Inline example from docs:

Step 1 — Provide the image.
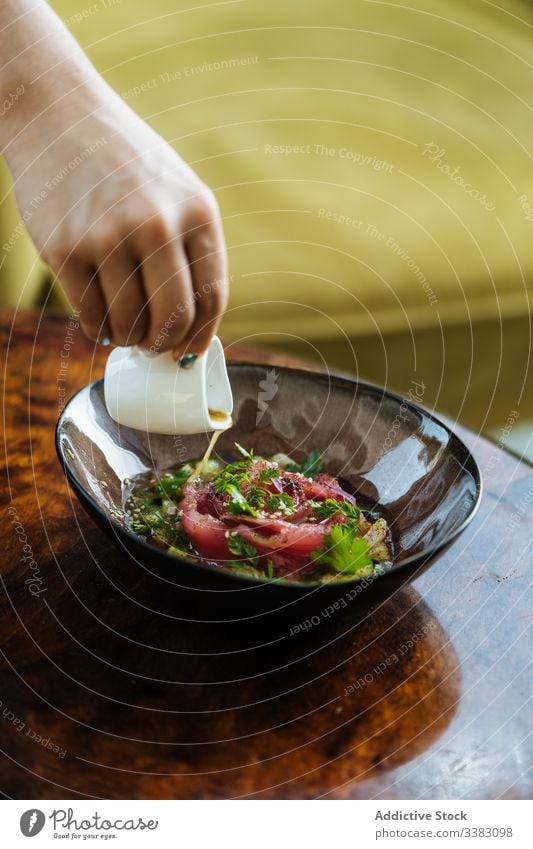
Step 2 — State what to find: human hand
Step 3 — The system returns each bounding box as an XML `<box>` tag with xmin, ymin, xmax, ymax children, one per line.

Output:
<box><xmin>4</xmin><ymin>84</ymin><xmax>228</xmax><ymax>356</ymax></box>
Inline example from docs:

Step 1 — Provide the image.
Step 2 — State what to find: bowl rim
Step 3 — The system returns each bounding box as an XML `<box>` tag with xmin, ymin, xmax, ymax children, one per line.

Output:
<box><xmin>55</xmin><ymin>363</ymin><xmax>483</xmax><ymax>592</ymax></box>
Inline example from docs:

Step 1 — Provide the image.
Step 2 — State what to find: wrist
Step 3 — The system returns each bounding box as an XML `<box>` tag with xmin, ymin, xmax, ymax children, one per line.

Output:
<box><xmin>2</xmin><ymin>67</ymin><xmax>118</xmax><ymax>171</ymax></box>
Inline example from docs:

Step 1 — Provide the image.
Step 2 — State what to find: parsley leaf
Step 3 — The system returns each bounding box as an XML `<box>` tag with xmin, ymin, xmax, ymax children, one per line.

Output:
<box><xmin>224</xmin><ymin>486</ymin><xmax>259</xmax><ymax>517</ymax></box>
<box><xmin>244</xmin><ymin>485</ymin><xmax>268</xmax><ymax>508</ymax></box>
<box><xmin>309</xmin><ymin>498</ymin><xmax>360</xmax><ymax>522</ymax></box>
<box><xmin>227</xmin><ymin>535</ymin><xmax>277</xmax><ymax>580</ymax></box>
<box><xmin>227</xmin><ymin>533</ymin><xmax>260</xmax><ymax>568</ymax></box>
<box><xmin>213</xmin><ymin>459</ymin><xmax>251</xmax><ymax>495</ymax></box>
<box><xmin>167</xmin><ymin>532</ymin><xmax>194</xmax><ymax>559</ymax></box>
<box><xmin>265</xmin><ymin>492</ymin><xmax>295</xmax><ymax>516</ymax></box>
<box><xmin>257</xmin><ymin>466</ymin><xmax>278</xmax><ymax>483</ymax></box>
<box><xmin>311</xmin><ymin>524</ymin><xmax>372</xmax><ymax>575</ymax></box>
<box><xmin>286</xmin><ymin>449</ymin><xmax>323</xmax><ymax>477</ymax></box>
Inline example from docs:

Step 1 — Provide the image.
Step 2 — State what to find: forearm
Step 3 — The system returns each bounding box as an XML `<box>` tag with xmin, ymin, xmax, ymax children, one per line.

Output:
<box><xmin>0</xmin><ymin>0</ymin><xmax>116</xmax><ymax>159</ymax></box>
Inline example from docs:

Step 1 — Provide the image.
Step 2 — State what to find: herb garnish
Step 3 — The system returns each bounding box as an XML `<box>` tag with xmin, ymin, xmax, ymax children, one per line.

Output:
<box><xmin>234</xmin><ymin>442</ymin><xmax>254</xmax><ymax>461</ymax></box>
<box><xmin>286</xmin><ymin>449</ymin><xmax>322</xmax><ymax>477</ymax></box>
<box><xmin>265</xmin><ymin>492</ymin><xmax>295</xmax><ymax>516</ymax></box>
<box><xmin>227</xmin><ymin>533</ymin><xmax>260</xmax><ymax>568</ymax></box>
<box><xmin>227</xmin><ymin>534</ymin><xmax>278</xmax><ymax>580</ymax></box>
<box><xmin>214</xmin><ymin>458</ymin><xmax>251</xmax><ymax>496</ymax></box>
<box><xmin>311</xmin><ymin>524</ymin><xmax>372</xmax><ymax>576</ymax></box>
<box><xmin>309</xmin><ymin>498</ymin><xmax>360</xmax><ymax>522</ymax></box>
<box><xmin>224</xmin><ymin>486</ymin><xmax>259</xmax><ymax>517</ymax></box>
<box><xmin>125</xmin><ymin>443</ymin><xmax>391</xmax><ymax>585</ymax></box>
<box><xmin>155</xmin><ymin>467</ymin><xmax>192</xmax><ymax>499</ymax></box>
<box><xmin>257</xmin><ymin>466</ymin><xmax>278</xmax><ymax>483</ymax></box>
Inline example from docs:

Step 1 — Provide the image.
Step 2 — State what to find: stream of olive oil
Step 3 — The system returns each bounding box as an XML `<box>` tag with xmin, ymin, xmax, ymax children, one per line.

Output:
<box><xmin>193</xmin><ymin>410</ymin><xmax>232</xmax><ymax>477</ymax></box>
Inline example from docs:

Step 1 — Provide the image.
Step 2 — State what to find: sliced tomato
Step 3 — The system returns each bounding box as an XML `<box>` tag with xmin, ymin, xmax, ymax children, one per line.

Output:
<box><xmin>179</xmin><ymin>459</ymin><xmax>354</xmax><ymax>576</ymax></box>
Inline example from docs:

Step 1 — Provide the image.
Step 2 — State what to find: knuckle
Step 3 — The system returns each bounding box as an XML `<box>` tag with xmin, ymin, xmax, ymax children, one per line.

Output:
<box><xmin>189</xmin><ymin>189</ymin><xmax>220</xmax><ymax>228</ymax></box>
<box><xmin>90</xmin><ymin>227</ymin><xmax>122</xmax><ymax>258</ymax></box>
<box><xmin>144</xmin><ymin>310</ymin><xmax>187</xmax><ymax>350</ymax></box>
<box><xmin>196</xmin><ymin>278</ymin><xmax>228</xmax><ymax>314</ymax></box>
<box><xmin>170</xmin><ymin>290</ymin><xmax>195</xmax><ymax>320</ymax></box>
<box><xmin>139</xmin><ymin>210</ymin><xmax>174</xmax><ymax>246</ymax></box>
<box><xmin>167</xmin><ymin>308</ymin><xmax>194</xmax><ymax>340</ymax></box>
<box><xmin>194</xmin><ymin>289</ymin><xmax>218</xmax><ymax>317</ymax></box>
<box><xmin>192</xmin><ymin>229</ymin><xmax>219</xmax><ymax>259</ymax></box>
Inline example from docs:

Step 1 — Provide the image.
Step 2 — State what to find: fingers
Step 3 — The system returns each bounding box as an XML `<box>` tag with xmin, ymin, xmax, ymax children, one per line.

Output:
<box><xmin>174</xmin><ymin>216</ymin><xmax>228</xmax><ymax>358</ymax></box>
<box><xmin>56</xmin><ymin>259</ymin><xmax>110</xmax><ymax>343</ymax></box>
<box><xmin>52</xmin><ymin>188</ymin><xmax>228</xmax><ymax>354</ymax></box>
<box><xmin>139</xmin><ymin>239</ymin><xmax>195</xmax><ymax>352</ymax></box>
<box><xmin>97</xmin><ymin>249</ymin><xmax>148</xmax><ymax>346</ymax></box>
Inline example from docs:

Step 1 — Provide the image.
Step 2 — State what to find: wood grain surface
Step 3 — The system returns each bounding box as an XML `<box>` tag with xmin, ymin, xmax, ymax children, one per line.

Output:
<box><xmin>1</xmin><ymin>311</ymin><xmax>531</xmax><ymax>799</ymax></box>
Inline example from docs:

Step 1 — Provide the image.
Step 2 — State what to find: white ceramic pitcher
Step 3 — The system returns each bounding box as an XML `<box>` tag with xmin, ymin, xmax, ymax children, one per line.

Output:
<box><xmin>104</xmin><ymin>336</ymin><xmax>233</xmax><ymax>435</ymax></box>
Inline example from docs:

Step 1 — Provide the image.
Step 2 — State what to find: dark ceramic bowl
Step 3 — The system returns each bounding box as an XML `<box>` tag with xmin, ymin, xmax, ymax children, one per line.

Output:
<box><xmin>56</xmin><ymin>364</ymin><xmax>481</xmax><ymax>621</ymax></box>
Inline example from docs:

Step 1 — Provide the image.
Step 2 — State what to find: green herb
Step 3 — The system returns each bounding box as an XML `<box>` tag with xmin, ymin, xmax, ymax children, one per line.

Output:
<box><xmin>130</xmin><ymin>494</ymin><xmax>160</xmax><ymax>512</ymax></box>
<box><xmin>309</xmin><ymin>498</ymin><xmax>360</xmax><ymax>523</ymax></box>
<box><xmin>257</xmin><ymin>466</ymin><xmax>278</xmax><ymax>483</ymax></box>
<box><xmin>125</xmin><ymin>445</ymin><xmax>389</xmax><ymax>586</ymax></box>
<box><xmin>225</xmin><ymin>486</ymin><xmax>259</xmax><ymax>517</ymax></box>
<box><xmin>311</xmin><ymin>524</ymin><xmax>372</xmax><ymax>576</ymax></box>
<box><xmin>137</xmin><ymin>508</ymin><xmax>165</xmax><ymax>529</ymax></box>
<box><xmin>214</xmin><ymin>466</ymin><xmax>249</xmax><ymax>494</ymax></box>
<box><xmin>167</xmin><ymin>539</ymin><xmax>193</xmax><ymax>559</ymax></box>
<box><xmin>155</xmin><ymin>467</ymin><xmax>192</xmax><ymax>499</ymax></box>
<box><xmin>227</xmin><ymin>533</ymin><xmax>260</xmax><ymax>568</ymax></box>
<box><xmin>265</xmin><ymin>492</ymin><xmax>295</xmax><ymax>516</ymax></box>
<box><xmin>213</xmin><ymin>449</ymin><xmax>254</xmax><ymax>495</ymax></box>
<box><xmin>227</xmin><ymin>536</ymin><xmax>277</xmax><ymax>581</ymax></box>
<box><xmin>286</xmin><ymin>449</ymin><xmax>323</xmax><ymax>478</ymax></box>
<box><xmin>163</xmin><ymin>523</ymin><xmax>188</xmax><ymax>548</ymax></box>
<box><xmin>234</xmin><ymin>442</ymin><xmax>254</xmax><ymax>461</ymax></box>
<box><xmin>300</xmin><ymin>449</ymin><xmax>322</xmax><ymax>477</ymax></box>
<box><xmin>242</xmin><ymin>485</ymin><xmax>265</xmax><ymax>508</ymax></box>
<box><xmin>214</xmin><ymin>470</ymin><xmax>248</xmax><ymax>493</ymax></box>
<box><xmin>214</xmin><ymin>451</ymin><xmax>289</xmax><ymax>516</ymax></box>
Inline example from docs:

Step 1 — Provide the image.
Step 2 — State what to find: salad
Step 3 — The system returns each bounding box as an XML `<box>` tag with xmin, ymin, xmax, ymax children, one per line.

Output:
<box><xmin>125</xmin><ymin>444</ymin><xmax>392</xmax><ymax>584</ymax></box>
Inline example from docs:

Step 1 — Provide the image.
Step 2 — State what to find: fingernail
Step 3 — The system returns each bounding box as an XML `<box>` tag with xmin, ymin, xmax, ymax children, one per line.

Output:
<box><xmin>178</xmin><ymin>353</ymin><xmax>198</xmax><ymax>370</ymax></box>
<box><xmin>98</xmin><ymin>336</ymin><xmax>111</xmax><ymax>346</ymax></box>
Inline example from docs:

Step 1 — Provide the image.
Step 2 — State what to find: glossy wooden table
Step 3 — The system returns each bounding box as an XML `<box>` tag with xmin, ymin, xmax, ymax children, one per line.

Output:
<box><xmin>1</xmin><ymin>311</ymin><xmax>532</xmax><ymax>800</ymax></box>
